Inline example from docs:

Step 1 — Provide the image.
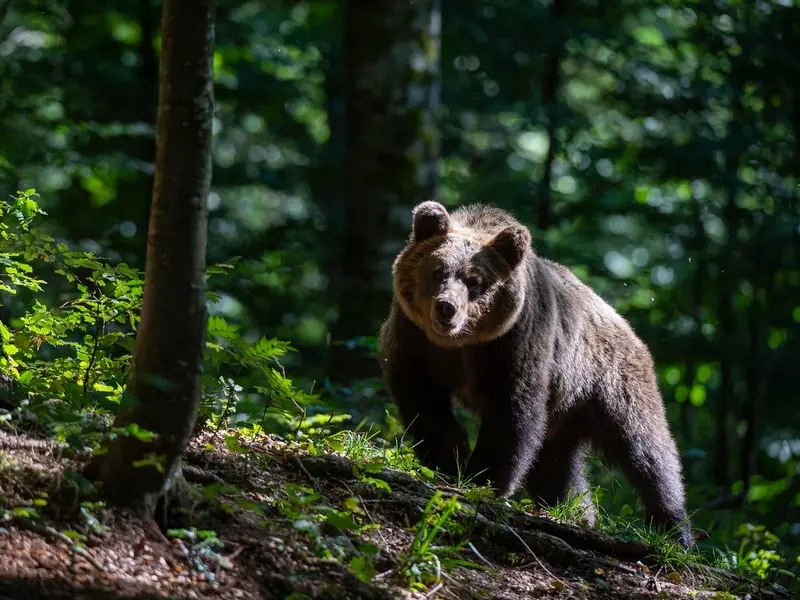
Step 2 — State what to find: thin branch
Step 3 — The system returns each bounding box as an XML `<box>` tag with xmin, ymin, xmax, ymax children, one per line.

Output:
<box><xmin>82</xmin><ymin>295</ymin><xmax>105</xmax><ymax>399</ymax></box>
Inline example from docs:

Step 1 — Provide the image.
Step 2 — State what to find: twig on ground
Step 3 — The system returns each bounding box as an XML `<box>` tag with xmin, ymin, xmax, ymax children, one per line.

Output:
<box><xmin>467</xmin><ymin>541</ymin><xmax>493</xmax><ymax>569</ymax></box>
<box><xmin>424</xmin><ymin>582</ymin><xmax>443</xmax><ymax>598</ymax></box>
<box><xmin>502</xmin><ymin>523</ymin><xmax>569</xmax><ymax>588</ymax></box>
<box><xmin>341</xmin><ymin>481</ymin><xmax>389</xmax><ymax>546</ymax></box>
<box><xmin>292</xmin><ymin>454</ymin><xmax>317</xmax><ymax>484</ymax></box>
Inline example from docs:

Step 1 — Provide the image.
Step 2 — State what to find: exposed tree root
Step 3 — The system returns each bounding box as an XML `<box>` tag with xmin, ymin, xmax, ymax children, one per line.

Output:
<box><xmin>0</xmin><ymin>431</ymin><xmax>67</xmax><ymax>453</ymax></box>
<box><xmin>10</xmin><ymin>515</ymin><xmax>107</xmax><ymax>572</ymax></box>
<box><xmin>181</xmin><ymin>463</ymin><xmax>226</xmax><ymax>486</ymax></box>
<box><xmin>294</xmin><ymin>452</ymin><xmax>786</xmax><ymax>600</ymax></box>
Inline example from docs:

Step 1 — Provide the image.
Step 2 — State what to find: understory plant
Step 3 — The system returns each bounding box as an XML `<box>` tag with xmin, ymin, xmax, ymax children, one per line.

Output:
<box><xmin>0</xmin><ymin>188</ymin><xmax>318</xmax><ymax>448</ymax></box>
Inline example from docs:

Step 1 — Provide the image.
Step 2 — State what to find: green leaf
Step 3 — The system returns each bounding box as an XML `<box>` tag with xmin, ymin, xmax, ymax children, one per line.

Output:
<box><xmin>634</xmin><ymin>26</ymin><xmax>665</xmax><ymax>47</ymax></box>
<box><xmin>224</xmin><ymin>435</ymin><xmax>249</xmax><ymax>453</ymax></box>
<box><xmin>326</xmin><ymin>510</ymin><xmax>360</xmax><ymax>530</ymax></box>
<box><xmin>202</xmin><ymin>483</ymin><xmax>239</xmax><ymax>499</ymax></box>
<box><xmin>419</xmin><ymin>466</ymin><xmax>435</xmax><ymax>482</ymax></box>
<box><xmin>61</xmin><ymin>529</ymin><xmax>87</xmax><ymax>541</ymax></box>
<box><xmin>349</xmin><ymin>555</ymin><xmax>376</xmax><ymax>583</ymax></box>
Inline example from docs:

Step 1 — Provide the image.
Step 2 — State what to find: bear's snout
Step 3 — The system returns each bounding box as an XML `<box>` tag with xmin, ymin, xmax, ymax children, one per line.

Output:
<box><xmin>435</xmin><ymin>298</ymin><xmax>457</xmax><ymax>323</ymax></box>
<box><xmin>431</xmin><ymin>295</ymin><xmax>466</xmax><ymax>337</ymax></box>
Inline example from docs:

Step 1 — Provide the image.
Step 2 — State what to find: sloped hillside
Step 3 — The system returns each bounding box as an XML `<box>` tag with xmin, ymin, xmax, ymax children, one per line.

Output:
<box><xmin>0</xmin><ymin>429</ymin><xmax>787</xmax><ymax>600</ymax></box>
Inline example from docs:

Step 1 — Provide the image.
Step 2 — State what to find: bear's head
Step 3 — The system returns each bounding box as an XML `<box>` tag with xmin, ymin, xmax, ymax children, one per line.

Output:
<box><xmin>392</xmin><ymin>201</ymin><xmax>531</xmax><ymax>348</ymax></box>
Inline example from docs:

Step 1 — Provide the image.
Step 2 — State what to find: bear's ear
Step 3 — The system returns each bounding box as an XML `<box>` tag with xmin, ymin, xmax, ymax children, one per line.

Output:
<box><xmin>411</xmin><ymin>201</ymin><xmax>450</xmax><ymax>243</ymax></box>
<box><xmin>487</xmin><ymin>225</ymin><xmax>531</xmax><ymax>269</ymax></box>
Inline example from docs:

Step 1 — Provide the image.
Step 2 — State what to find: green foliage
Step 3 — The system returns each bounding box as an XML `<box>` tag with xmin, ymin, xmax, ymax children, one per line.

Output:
<box><xmin>165</xmin><ymin>527</ymin><xmax>233</xmax><ymax>582</ymax></box>
<box><xmin>273</xmin><ymin>483</ymin><xmax>381</xmax><ymax>580</ymax></box>
<box><xmin>3</xmin><ymin>0</ymin><xmax>800</xmax><ymax>589</ymax></box>
<box><xmin>714</xmin><ymin>523</ymin><xmax>788</xmax><ymax>582</ymax></box>
<box><xmin>399</xmin><ymin>491</ymin><xmax>483</xmax><ymax>592</ymax></box>
<box><xmin>1</xmin><ymin>190</ymin><xmax>142</xmax><ymax>443</ymax></box>
<box><xmin>0</xmin><ymin>189</ymin><xmax>315</xmax><ymax>453</ymax></box>
<box><xmin>0</xmin><ymin>189</ymin><xmax>48</xmax><ymax>297</ymax></box>
<box><xmin>200</xmin><ymin>312</ymin><xmax>320</xmax><ymax>435</ymax></box>
<box><xmin>516</xmin><ymin>489</ymin><xmax>598</xmax><ymax>528</ymax></box>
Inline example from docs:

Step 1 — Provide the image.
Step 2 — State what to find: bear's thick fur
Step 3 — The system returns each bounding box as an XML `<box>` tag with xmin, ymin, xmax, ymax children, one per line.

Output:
<box><xmin>378</xmin><ymin>201</ymin><xmax>694</xmax><ymax>548</ymax></box>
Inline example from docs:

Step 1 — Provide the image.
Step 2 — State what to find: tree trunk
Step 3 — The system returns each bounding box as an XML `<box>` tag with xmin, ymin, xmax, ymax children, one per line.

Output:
<box><xmin>87</xmin><ymin>0</ymin><xmax>215</xmax><ymax>515</ymax></box>
<box><xmin>328</xmin><ymin>0</ymin><xmax>441</xmax><ymax>383</ymax></box>
<box><xmin>130</xmin><ymin>0</ymin><xmax>160</xmax><ymax>261</ymax></box>
<box><xmin>740</xmin><ymin>221</ymin><xmax>769</xmax><ymax>497</ymax></box>
<box><xmin>537</xmin><ymin>0</ymin><xmax>569</xmax><ymax>231</ymax></box>
<box><xmin>137</xmin><ymin>0</ymin><xmax>159</xmax><ymax>126</ymax></box>
<box><xmin>714</xmin><ymin>134</ymin><xmax>741</xmax><ymax>491</ymax></box>
<box><xmin>679</xmin><ymin>189</ymin><xmax>706</xmax><ymax>443</ymax></box>
<box><xmin>319</xmin><ymin>34</ymin><xmax>346</xmax><ymax>319</ymax></box>
<box><xmin>713</xmin><ymin>13</ymin><xmax>752</xmax><ymax>490</ymax></box>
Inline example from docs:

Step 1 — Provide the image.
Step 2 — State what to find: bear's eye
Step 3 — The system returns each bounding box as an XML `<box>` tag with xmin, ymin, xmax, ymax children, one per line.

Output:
<box><xmin>464</xmin><ymin>276</ymin><xmax>484</xmax><ymax>296</ymax></box>
<box><xmin>432</xmin><ymin>264</ymin><xmax>446</xmax><ymax>282</ymax></box>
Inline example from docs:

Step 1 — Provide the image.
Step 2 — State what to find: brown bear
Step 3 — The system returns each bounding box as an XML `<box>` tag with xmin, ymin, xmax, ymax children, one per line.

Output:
<box><xmin>378</xmin><ymin>200</ymin><xmax>694</xmax><ymax>548</ymax></box>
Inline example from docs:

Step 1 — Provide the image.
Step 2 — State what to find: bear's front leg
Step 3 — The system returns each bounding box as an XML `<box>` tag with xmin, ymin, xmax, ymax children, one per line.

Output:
<box><xmin>379</xmin><ymin>308</ymin><xmax>471</xmax><ymax>477</ymax></box>
<box><xmin>385</xmin><ymin>367</ymin><xmax>470</xmax><ymax>477</ymax></box>
<box><xmin>463</xmin><ymin>372</ymin><xmax>549</xmax><ymax>497</ymax></box>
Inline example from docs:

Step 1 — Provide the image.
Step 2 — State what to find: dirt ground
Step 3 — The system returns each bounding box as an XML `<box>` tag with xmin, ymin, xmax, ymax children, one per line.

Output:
<box><xmin>0</xmin><ymin>429</ymin><xmax>789</xmax><ymax>600</ymax></box>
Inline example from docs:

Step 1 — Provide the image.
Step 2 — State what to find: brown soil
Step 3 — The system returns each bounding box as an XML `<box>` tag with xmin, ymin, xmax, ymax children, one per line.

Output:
<box><xmin>0</xmin><ymin>429</ymin><xmax>786</xmax><ymax>600</ymax></box>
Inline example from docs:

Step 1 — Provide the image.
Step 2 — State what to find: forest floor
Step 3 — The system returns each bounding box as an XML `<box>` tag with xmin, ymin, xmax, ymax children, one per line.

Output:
<box><xmin>0</xmin><ymin>428</ymin><xmax>790</xmax><ymax>600</ymax></box>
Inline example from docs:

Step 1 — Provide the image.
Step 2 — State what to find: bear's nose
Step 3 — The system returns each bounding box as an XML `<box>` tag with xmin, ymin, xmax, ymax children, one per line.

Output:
<box><xmin>435</xmin><ymin>299</ymin><xmax>457</xmax><ymax>322</ymax></box>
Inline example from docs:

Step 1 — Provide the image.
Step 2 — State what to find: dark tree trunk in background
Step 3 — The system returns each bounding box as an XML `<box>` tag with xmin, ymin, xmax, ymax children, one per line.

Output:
<box><xmin>740</xmin><ymin>298</ymin><xmax>764</xmax><ymax>497</ymax></box>
<box><xmin>713</xmin><ymin>14</ymin><xmax>751</xmax><ymax>489</ymax></box>
<box><xmin>320</xmin><ymin>34</ymin><xmax>347</xmax><ymax>314</ymax></box>
<box><xmin>679</xmin><ymin>190</ymin><xmax>706</xmax><ymax>443</ymax></box>
<box><xmin>87</xmin><ymin>0</ymin><xmax>214</xmax><ymax>515</ymax></box>
<box><xmin>714</xmin><ymin>137</ymin><xmax>741</xmax><ymax>492</ymax></box>
<box><xmin>137</xmin><ymin>0</ymin><xmax>159</xmax><ymax>125</ymax></box>
<box><xmin>740</xmin><ymin>221</ymin><xmax>770</xmax><ymax>497</ymax></box>
<box><xmin>328</xmin><ymin>0</ymin><xmax>441</xmax><ymax>383</ymax></box>
<box><xmin>537</xmin><ymin>0</ymin><xmax>568</xmax><ymax>231</ymax></box>
<box><xmin>131</xmin><ymin>0</ymin><xmax>160</xmax><ymax>260</ymax></box>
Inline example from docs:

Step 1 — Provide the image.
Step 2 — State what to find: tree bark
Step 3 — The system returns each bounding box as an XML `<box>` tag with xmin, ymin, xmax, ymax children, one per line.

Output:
<box><xmin>328</xmin><ymin>0</ymin><xmax>441</xmax><ymax>383</ymax></box>
<box><xmin>714</xmin><ymin>128</ymin><xmax>741</xmax><ymax>491</ymax></box>
<box><xmin>740</xmin><ymin>221</ymin><xmax>769</xmax><ymax>497</ymax></box>
<box><xmin>319</xmin><ymin>35</ymin><xmax>347</xmax><ymax>316</ymax></box>
<box><xmin>679</xmin><ymin>189</ymin><xmax>706</xmax><ymax>443</ymax></box>
<box><xmin>537</xmin><ymin>0</ymin><xmax>569</xmax><ymax>231</ymax></box>
<box><xmin>137</xmin><ymin>0</ymin><xmax>159</xmax><ymax>126</ymax></box>
<box><xmin>87</xmin><ymin>0</ymin><xmax>214</xmax><ymax>515</ymax></box>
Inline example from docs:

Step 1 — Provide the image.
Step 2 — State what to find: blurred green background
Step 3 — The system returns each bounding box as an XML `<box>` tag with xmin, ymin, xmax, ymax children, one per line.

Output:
<box><xmin>2</xmin><ymin>0</ymin><xmax>800</xmax><ymax>578</ymax></box>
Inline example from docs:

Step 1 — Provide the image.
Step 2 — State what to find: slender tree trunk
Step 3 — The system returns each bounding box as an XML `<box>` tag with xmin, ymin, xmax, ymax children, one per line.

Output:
<box><xmin>137</xmin><ymin>0</ymin><xmax>159</xmax><ymax>125</ymax></box>
<box><xmin>319</xmin><ymin>35</ymin><xmax>346</xmax><ymax>315</ymax></box>
<box><xmin>87</xmin><ymin>0</ymin><xmax>215</xmax><ymax>515</ymax></box>
<box><xmin>537</xmin><ymin>0</ymin><xmax>569</xmax><ymax>231</ymax></box>
<box><xmin>680</xmin><ymin>190</ymin><xmax>706</xmax><ymax>442</ymax></box>
<box><xmin>328</xmin><ymin>0</ymin><xmax>441</xmax><ymax>383</ymax></box>
<box><xmin>714</xmin><ymin>15</ymin><xmax>751</xmax><ymax>490</ymax></box>
<box><xmin>714</xmin><ymin>142</ymin><xmax>740</xmax><ymax>491</ymax></box>
<box><xmin>740</xmin><ymin>302</ymin><xmax>763</xmax><ymax>497</ymax></box>
<box><xmin>740</xmin><ymin>222</ymin><xmax>769</xmax><ymax>496</ymax></box>
<box><xmin>131</xmin><ymin>0</ymin><xmax>159</xmax><ymax>259</ymax></box>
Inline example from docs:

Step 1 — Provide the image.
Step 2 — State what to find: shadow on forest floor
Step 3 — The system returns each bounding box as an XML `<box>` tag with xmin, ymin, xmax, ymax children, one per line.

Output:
<box><xmin>0</xmin><ymin>576</ymin><xmax>169</xmax><ymax>600</ymax></box>
<box><xmin>0</xmin><ymin>428</ymin><xmax>788</xmax><ymax>600</ymax></box>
